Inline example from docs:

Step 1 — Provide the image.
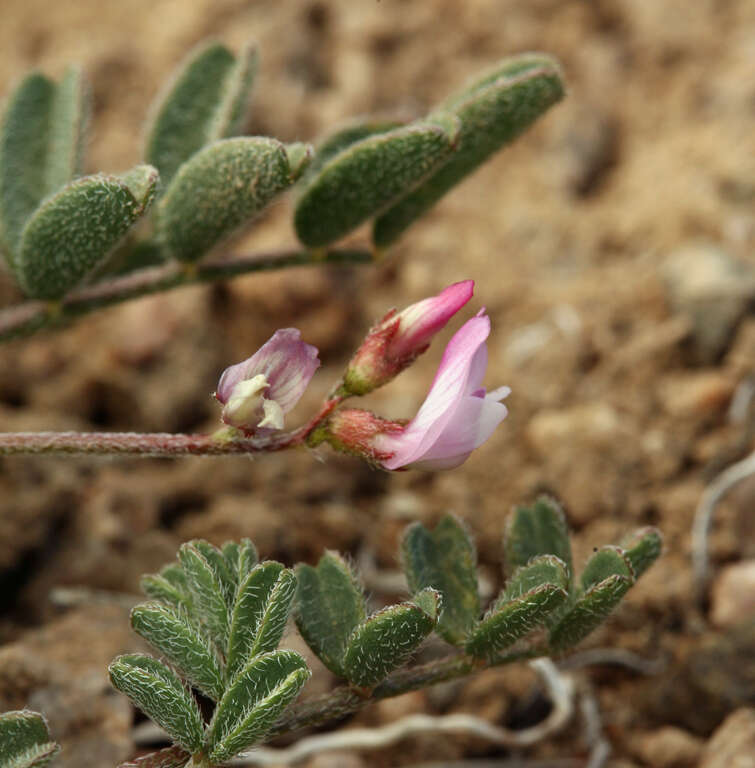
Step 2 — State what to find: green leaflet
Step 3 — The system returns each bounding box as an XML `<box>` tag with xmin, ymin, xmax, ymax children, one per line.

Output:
<box><xmin>226</xmin><ymin>563</ymin><xmax>296</xmax><ymax>683</ymax></box>
<box><xmin>140</xmin><ymin>574</ymin><xmax>188</xmax><ymax>611</ymax></box>
<box><xmin>0</xmin><ymin>67</ymin><xmax>89</xmax><ymax>270</ymax></box>
<box><xmin>342</xmin><ymin>589</ymin><xmax>439</xmax><ymax>688</ymax></box>
<box><xmin>178</xmin><ymin>542</ymin><xmax>231</xmax><ymax>651</ymax></box>
<box><xmin>130</xmin><ymin>602</ymin><xmax>224</xmax><ymax>701</ymax></box>
<box><xmin>144</xmin><ymin>41</ymin><xmax>258</xmax><ymax>186</ymax></box>
<box><xmin>548</xmin><ymin>547</ymin><xmax>635</xmax><ymax>652</ymax></box>
<box><xmin>15</xmin><ymin>171</ymin><xmax>156</xmax><ymax>299</ymax></box>
<box><xmin>294</xmin><ymin>116</ymin><xmax>460</xmax><ymax>248</ymax></box>
<box><xmin>156</xmin><ymin>137</ymin><xmax>306</xmax><ymax>262</ymax></box>
<box><xmin>373</xmin><ymin>54</ymin><xmax>564</xmax><ymax>246</ymax></box>
<box><xmin>295</xmin><ymin>552</ymin><xmax>366</xmax><ymax>677</ymax></box>
<box><xmin>108</xmin><ymin>654</ymin><xmax>204</xmax><ymax>753</ymax></box>
<box><xmin>621</xmin><ymin>527</ymin><xmax>663</xmax><ymax>579</ymax></box>
<box><xmin>207</xmin><ymin>650</ymin><xmax>309</xmax><ymax>763</ymax></box>
<box><xmin>503</xmin><ymin>497</ymin><xmax>573</xmax><ymax>585</ymax></box>
<box><xmin>401</xmin><ymin>515</ymin><xmax>480</xmax><ymax>646</ymax></box>
<box><xmin>466</xmin><ymin>556</ymin><xmax>569</xmax><ymax>660</ymax></box>
<box><xmin>190</xmin><ymin>539</ymin><xmax>238</xmax><ymax>612</ymax></box>
<box><xmin>0</xmin><ymin>710</ymin><xmax>60</xmax><ymax>768</ymax></box>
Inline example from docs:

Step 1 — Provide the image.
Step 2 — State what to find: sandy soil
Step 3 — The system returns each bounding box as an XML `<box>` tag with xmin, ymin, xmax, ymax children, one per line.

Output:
<box><xmin>0</xmin><ymin>1</ymin><xmax>753</xmax><ymax>766</ymax></box>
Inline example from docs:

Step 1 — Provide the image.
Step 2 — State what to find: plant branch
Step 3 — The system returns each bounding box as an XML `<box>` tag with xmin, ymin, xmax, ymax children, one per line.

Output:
<box><xmin>0</xmin><ymin>247</ymin><xmax>373</xmax><ymax>342</ymax></box>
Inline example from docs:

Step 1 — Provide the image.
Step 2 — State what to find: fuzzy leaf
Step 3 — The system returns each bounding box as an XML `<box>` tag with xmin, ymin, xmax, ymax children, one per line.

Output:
<box><xmin>621</xmin><ymin>527</ymin><xmax>663</xmax><ymax>579</ymax></box>
<box><xmin>178</xmin><ymin>542</ymin><xmax>230</xmax><ymax>651</ymax></box>
<box><xmin>285</xmin><ymin>142</ymin><xmax>313</xmax><ymax>180</ymax></box>
<box><xmin>190</xmin><ymin>539</ymin><xmax>238</xmax><ymax>612</ymax></box>
<box><xmin>140</xmin><ymin>574</ymin><xmax>188</xmax><ymax>611</ymax></box>
<box><xmin>119</xmin><ymin>165</ymin><xmax>160</xmax><ymax>212</ymax></box>
<box><xmin>295</xmin><ymin>552</ymin><xmax>366</xmax><ymax>678</ymax></box>
<box><xmin>548</xmin><ymin>574</ymin><xmax>632</xmax><ymax>652</ymax></box>
<box><xmin>207</xmin><ymin>650</ymin><xmax>309</xmax><ymax>763</ymax></box>
<box><xmin>0</xmin><ymin>67</ymin><xmax>89</xmax><ymax>268</ymax></box>
<box><xmin>401</xmin><ymin>515</ymin><xmax>479</xmax><ymax>646</ymax></box>
<box><xmin>108</xmin><ymin>654</ymin><xmax>204</xmax><ymax>753</ymax></box>
<box><xmin>130</xmin><ymin>602</ymin><xmax>224</xmax><ymax>701</ymax></box>
<box><xmin>580</xmin><ymin>546</ymin><xmax>635</xmax><ymax>590</ymax></box>
<box><xmin>157</xmin><ymin>137</ymin><xmax>302</xmax><ymax>262</ymax></box>
<box><xmin>503</xmin><ymin>497</ymin><xmax>573</xmax><ymax>583</ymax></box>
<box><xmin>0</xmin><ymin>710</ymin><xmax>59</xmax><ymax>768</ymax></box>
<box><xmin>294</xmin><ymin>116</ymin><xmax>460</xmax><ymax>248</ymax></box>
<box><xmin>15</xmin><ymin>173</ymin><xmax>154</xmax><ymax>299</ymax></box>
<box><xmin>466</xmin><ymin>556</ymin><xmax>568</xmax><ymax>660</ymax></box>
<box><xmin>342</xmin><ymin>589</ymin><xmax>439</xmax><ymax>688</ymax></box>
<box><xmin>373</xmin><ymin>54</ymin><xmax>564</xmax><ymax>246</ymax></box>
<box><xmin>226</xmin><ymin>563</ymin><xmax>296</xmax><ymax>682</ymax></box>
<box><xmin>145</xmin><ymin>41</ymin><xmax>258</xmax><ymax>185</ymax></box>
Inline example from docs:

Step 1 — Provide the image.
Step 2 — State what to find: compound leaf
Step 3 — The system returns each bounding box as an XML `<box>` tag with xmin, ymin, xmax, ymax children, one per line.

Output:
<box><xmin>401</xmin><ymin>514</ymin><xmax>479</xmax><ymax>646</ymax></box>
<box><xmin>145</xmin><ymin>41</ymin><xmax>257</xmax><ymax>185</ymax></box>
<box><xmin>108</xmin><ymin>654</ymin><xmax>203</xmax><ymax>753</ymax></box>
<box><xmin>294</xmin><ymin>551</ymin><xmax>366</xmax><ymax>677</ymax></box>
<box><xmin>207</xmin><ymin>650</ymin><xmax>309</xmax><ymax>763</ymax></box>
<box><xmin>0</xmin><ymin>710</ymin><xmax>59</xmax><ymax>768</ymax></box>
<box><xmin>342</xmin><ymin>589</ymin><xmax>439</xmax><ymax>688</ymax></box>
<box><xmin>373</xmin><ymin>54</ymin><xmax>564</xmax><ymax>246</ymax></box>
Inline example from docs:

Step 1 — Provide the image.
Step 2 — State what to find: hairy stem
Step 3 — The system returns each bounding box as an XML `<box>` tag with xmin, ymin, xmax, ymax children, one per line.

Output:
<box><xmin>0</xmin><ymin>247</ymin><xmax>372</xmax><ymax>342</ymax></box>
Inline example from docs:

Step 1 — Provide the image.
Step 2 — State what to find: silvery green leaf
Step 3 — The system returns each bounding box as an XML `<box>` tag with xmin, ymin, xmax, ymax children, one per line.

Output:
<box><xmin>226</xmin><ymin>562</ymin><xmax>296</xmax><ymax>683</ymax></box>
<box><xmin>108</xmin><ymin>654</ymin><xmax>204</xmax><ymax>753</ymax></box>
<box><xmin>140</xmin><ymin>574</ymin><xmax>188</xmax><ymax>611</ymax></box>
<box><xmin>373</xmin><ymin>54</ymin><xmax>564</xmax><ymax>246</ymax></box>
<box><xmin>207</xmin><ymin>650</ymin><xmax>309</xmax><ymax>763</ymax></box>
<box><xmin>130</xmin><ymin>601</ymin><xmax>224</xmax><ymax>701</ymax></box>
<box><xmin>0</xmin><ymin>67</ymin><xmax>89</xmax><ymax>269</ymax></box>
<box><xmin>189</xmin><ymin>539</ymin><xmax>238</xmax><ymax>612</ymax></box>
<box><xmin>342</xmin><ymin>589</ymin><xmax>439</xmax><ymax>688</ymax></box>
<box><xmin>157</xmin><ymin>137</ymin><xmax>304</xmax><ymax>262</ymax></box>
<box><xmin>503</xmin><ymin>496</ymin><xmax>573</xmax><ymax>585</ymax></box>
<box><xmin>178</xmin><ymin>542</ymin><xmax>231</xmax><ymax>651</ymax></box>
<box><xmin>294</xmin><ymin>551</ymin><xmax>366</xmax><ymax>677</ymax></box>
<box><xmin>294</xmin><ymin>116</ymin><xmax>460</xmax><ymax>248</ymax></box>
<box><xmin>466</xmin><ymin>556</ymin><xmax>568</xmax><ymax>660</ymax></box>
<box><xmin>0</xmin><ymin>710</ymin><xmax>59</xmax><ymax>768</ymax></box>
<box><xmin>401</xmin><ymin>514</ymin><xmax>479</xmax><ymax>646</ymax></box>
<box><xmin>15</xmin><ymin>171</ymin><xmax>156</xmax><ymax>299</ymax></box>
<box><xmin>621</xmin><ymin>527</ymin><xmax>663</xmax><ymax>579</ymax></box>
<box><xmin>145</xmin><ymin>41</ymin><xmax>258</xmax><ymax>186</ymax></box>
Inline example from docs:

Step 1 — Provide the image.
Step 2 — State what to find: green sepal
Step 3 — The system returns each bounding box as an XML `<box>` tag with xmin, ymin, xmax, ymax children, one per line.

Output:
<box><xmin>548</xmin><ymin>547</ymin><xmax>635</xmax><ymax>652</ymax></box>
<box><xmin>207</xmin><ymin>650</ymin><xmax>310</xmax><ymax>763</ymax></box>
<box><xmin>130</xmin><ymin>601</ymin><xmax>224</xmax><ymax>701</ymax></box>
<box><xmin>401</xmin><ymin>514</ymin><xmax>479</xmax><ymax>646</ymax></box>
<box><xmin>303</xmin><ymin>118</ymin><xmax>404</xmax><ymax>185</ymax></box>
<box><xmin>466</xmin><ymin>556</ymin><xmax>568</xmax><ymax>660</ymax></box>
<box><xmin>294</xmin><ymin>116</ymin><xmax>460</xmax><ymax>248</ymax></box>
<box><xmin>0</xmin><ymin>67</ymin><xmax>89</xmax><ymax>268</ymax></box>
<box><xmin>15</xmin><ymin>172</ymin><xmax>155</xmax><ymax>299</ymax></box>
<box><xmin>226</xmin><ymin>562</ymin><xmax>296</xmax><ymax>683</ymax></box>
<box><xmin>108</xmin><ymin>654</ymin><xmax>204</xmax><ymax>753</ymax></box>
<box><xmin>342</xmin><ymin>588</ymin><xmax>439</xmax><ymax>688</ymax></box>
<box><xmin>373</xmin><ymin>54</ymin><xmax>564</xmax><ymax>246</ymax></box>
<box><xmin>621</xmin><ymin>527</ymin><xmax>663</xmax><ymax>579</ymax></box>
<box><xmin>294</xmin><ymin>551</ymin><xmax>366</xmax><ymax>677</ymax></box>
<box><xmin>156</xmin><ymin>136</ymin><xmax>302</xmax><ymax>262</ymax></box>
<box><xmin>144</xmin><ymin>41</ymin><xmax>258</xmax><ymax>186</ymax></box>
<box><xmin>503</xmin><ymin>496</ymin><xmax>573</xmax><ymax>585</ymax></box>
<box><xmin>0</xmin><ymin>710</ymin><xmax>60</xmax><ymax>768</ymax></box>
<box><xmin>178</xmin><ymin>542</ymin><xmax>231</xmax><ymax>651</ymax></box>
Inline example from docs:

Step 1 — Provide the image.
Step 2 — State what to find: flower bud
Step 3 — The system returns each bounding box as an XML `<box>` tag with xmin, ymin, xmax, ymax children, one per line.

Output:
<box><xmin>342</xmin><ymin>280</ymin><xmax>474</xmax><ymax>396</ymax></box>
<box><xmin>215</xmin><ymin>328</ymin><xmax>320</xmax><ymax>434</ymax></box>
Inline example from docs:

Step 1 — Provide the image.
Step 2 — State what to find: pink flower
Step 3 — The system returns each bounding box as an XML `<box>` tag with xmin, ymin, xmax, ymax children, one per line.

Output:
<box><xmin>343</xmin><ymin>280</ymin><xmax>474</xmax><ymax>395</ymax></box>
<box><xmin>215</xmin><ymin>329</ymin><xmax>320</xmax><ymax>433</ymax></box>
<box><xmin>374</xmin><ymin>311</ymin><xmax>510</xmax><ymax>470</ymax></box>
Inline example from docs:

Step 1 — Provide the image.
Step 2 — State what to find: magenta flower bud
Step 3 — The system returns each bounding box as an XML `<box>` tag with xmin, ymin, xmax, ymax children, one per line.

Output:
<box><xmin>342</xmin><ymin>280</ymin><xmax>474</xmax><ymax>395</ymax></box>
<box><xmin>215</xmin><ymin>328</ymin><xmax>320</xmax><ymax>434</ymax></box>
<box><xmin>309</xmin><ymin>408</ymin><xmax>404</xmax><ymax>465</ymax></box>
<box><xmin>374</xmin><ymin>311</ymin><xmax>509</xmax><ymax>470</ymax></box>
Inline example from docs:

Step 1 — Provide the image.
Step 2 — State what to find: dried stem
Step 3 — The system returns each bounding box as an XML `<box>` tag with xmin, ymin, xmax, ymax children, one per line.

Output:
<box><xmin>0</xmin><ymin>247</ymin><xmax>372</xmax><ymax>342</ymax></box>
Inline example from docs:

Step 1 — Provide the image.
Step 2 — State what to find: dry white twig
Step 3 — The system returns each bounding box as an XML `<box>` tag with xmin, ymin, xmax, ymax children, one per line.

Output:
<box><xmin>579</xmin><ymin>684</ymin><xmax>610</xmax><ymax>768</ymax></box>
<box><xmin>558</xmin><ymin>647</ymin><xmax>663</xmax><ymax>676</ymax></box>
<box><xmin>691</xmin><ymin>448</ymin><xmax>755</xmax><ymax>601</ymax></box>
<box><xmin>224</xmin><ymin>659</ymin><xmax>573</xmax><ymax>766</ymax></box>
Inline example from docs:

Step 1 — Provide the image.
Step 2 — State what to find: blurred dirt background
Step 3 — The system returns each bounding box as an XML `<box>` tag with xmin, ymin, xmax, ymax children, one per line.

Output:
<box><xmin>0</xmin><ymin>1</ymin><xmax>754</xmax><ymax>766</ymax></box>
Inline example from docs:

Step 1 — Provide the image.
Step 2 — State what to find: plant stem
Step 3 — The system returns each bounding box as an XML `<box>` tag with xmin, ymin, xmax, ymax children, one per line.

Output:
<box><xmin>0</xmin><ymin>247</ymin><xmax>373</xmax><ymax>342</ymax></box>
